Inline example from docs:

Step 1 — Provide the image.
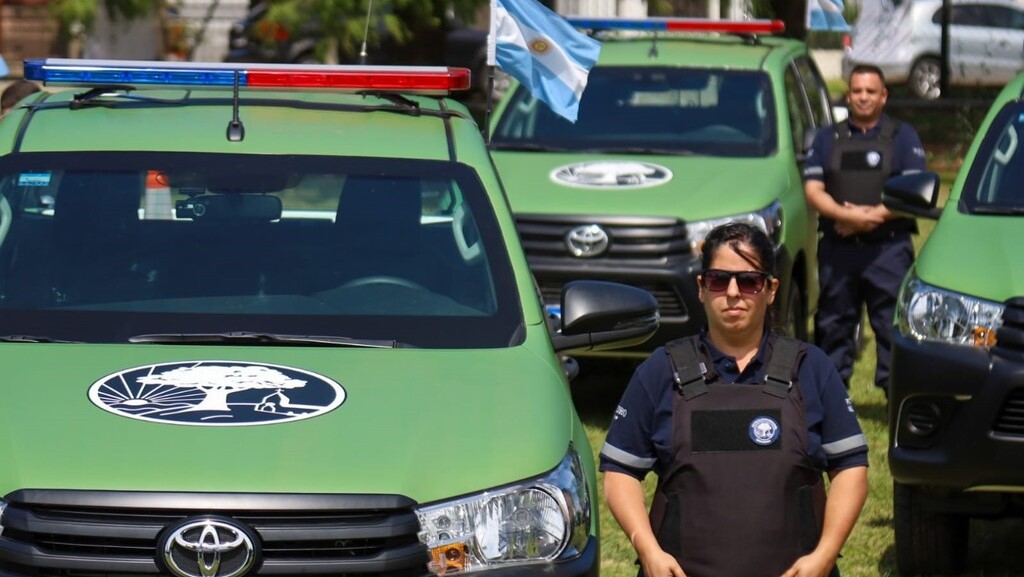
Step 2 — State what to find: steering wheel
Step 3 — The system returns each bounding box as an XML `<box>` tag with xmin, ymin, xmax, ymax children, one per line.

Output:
<box><xmin>339</xmin><ymin>275</ymin><xmax>426</xmax><ymax>291</ymax></box>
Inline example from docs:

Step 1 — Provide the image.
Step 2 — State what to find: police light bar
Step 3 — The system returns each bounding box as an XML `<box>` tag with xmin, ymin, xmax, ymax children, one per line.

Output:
<box><xmin>566</xmin><ymin>17</ymin><xmax>785</xmax><ymax>35</ymax></box>
<box><xmin>23</xmin><ymin>59</ymin><xmax>471</xmax><ymax>94</ymax></box>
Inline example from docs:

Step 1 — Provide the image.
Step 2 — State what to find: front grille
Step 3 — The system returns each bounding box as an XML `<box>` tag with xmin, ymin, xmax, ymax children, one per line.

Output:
<box><xmin>515</xmin><ymin>214</ymin><xmax>691</xmax><ymax>262</ymax></box>
<box><xmin>539</xmin><ymin>279</ymin><xmax>687</xmax><ymax>318</ymax></box>
<box><xmin>0</xmin><ymin>490</ymin><xmax>426</xmax><ymax>577</ymax></box>
<box><xmin>993</xmin><ymin>389</ymin><xmax>1024</xmax><ymax>437</ymax></box>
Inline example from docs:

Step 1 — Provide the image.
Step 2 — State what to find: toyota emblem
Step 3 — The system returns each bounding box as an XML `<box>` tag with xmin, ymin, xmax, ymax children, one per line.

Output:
<box><xmin>159</xmin><ymin>517</ymin><xmax>259</xmax><ymax>577</ymax></box>
<box><xmin>566</xmin><ymin>224</ymin><xmax>610</xmax><ymax>258</ymax></box>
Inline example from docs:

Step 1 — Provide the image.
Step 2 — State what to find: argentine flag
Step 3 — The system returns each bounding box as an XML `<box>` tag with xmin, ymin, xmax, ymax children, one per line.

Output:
<box><xmin>487</xmin><ymin>0</ymin><xmax>601</xmax><ymax>123</ymax></box>
<box><xmin>808</xmin><ymin>0</ymin><xmax>851</xmax><ymax>32</ymax></box>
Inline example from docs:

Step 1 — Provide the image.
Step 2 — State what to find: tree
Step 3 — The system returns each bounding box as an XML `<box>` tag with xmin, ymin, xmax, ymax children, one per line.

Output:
<box><xmin>261</xmin><ymin>0</ymin><xmax>488</xmax><ymax>64</ymax></box>
<box><xmin>751</xmin><ymin>0</ymin><xmax>807</xmax><ymax>40</ymax></box>
<box><xmin>50</xmin><ymin>0</ymin><xmax>161</xmax><ymax>57</ymax></box>
<box><xmin>137</xmin><ymin>365</ymin><xmax>307</xmax><ymax>413</ymax></box>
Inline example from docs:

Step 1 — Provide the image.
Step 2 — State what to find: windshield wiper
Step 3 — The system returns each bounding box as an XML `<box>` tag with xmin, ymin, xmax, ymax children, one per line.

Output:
<box><xmin>971</xmin><ymin>206</ymin><xmax>1024</xmax><ymax>215</ymax></box>
<box><xmin>0</xmin><ymin>335</ymin><xmax>79</xmax><ymax>343</ymax></box>
<box><xmin>488</xmin><ymin>142</ymin><xmax>569</xmax><ymax>152</ymax></box>
<box><xmin>129</xmin><ymin>331</ymin><xmax>402</xmax><ymax>348</ymax></box>
<box><xmin>582</xmin><ymin>146</ymin><xmax>695</xmax><ymax>156</ymax></box>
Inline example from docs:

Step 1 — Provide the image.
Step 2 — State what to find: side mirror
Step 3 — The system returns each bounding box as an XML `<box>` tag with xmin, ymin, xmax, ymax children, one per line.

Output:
<box><xmin>882</xmin><ymin>171</ymin><xmax>942</xmax><ymax>220</ymax></box>
<box><xmin>551</xmin><ymin>280</ymin><xmax>659</xmax><ymax>354</ymax></box>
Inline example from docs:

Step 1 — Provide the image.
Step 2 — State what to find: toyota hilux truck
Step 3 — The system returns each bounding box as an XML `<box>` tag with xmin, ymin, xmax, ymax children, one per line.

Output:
<box><xmin>0</xmin><ymin>58</ymin><xmax>659</xmax><ymax>577</ymax></box>
<box><xmin>881</xmin><ymin>71</ymin><xmax>1024</xmax><ymax>576</ymax></box>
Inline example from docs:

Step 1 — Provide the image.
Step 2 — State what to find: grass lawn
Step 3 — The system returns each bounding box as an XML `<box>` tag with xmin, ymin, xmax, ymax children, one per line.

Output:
<box><xmin>571</xmin><ymin>168</ymin><xmax>1024</xmax><ymax>576</ymax></box>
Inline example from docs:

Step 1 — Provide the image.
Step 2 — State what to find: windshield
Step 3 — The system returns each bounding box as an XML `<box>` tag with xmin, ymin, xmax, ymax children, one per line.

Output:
<box><xmin>490</xmin><ymin>67</ymin><xmax>777</xmax><ymax>157</ymax></box>
<box><xmin>0</xmin><ymin>153</ymin><xmax>522</xmax><ymax>347</ymax></box>
<box><xmin>961</xmin><ymin>100</ymin><xmax>1024</xmax><ymax>214</ymax></box>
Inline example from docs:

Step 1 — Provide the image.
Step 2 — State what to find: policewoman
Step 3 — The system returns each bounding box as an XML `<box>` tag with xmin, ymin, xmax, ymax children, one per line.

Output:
<box><xmin>601</xmin><ymin>223</ymin><xmax>868</xmax><ymax>577</ymax></box>
<box><xmin>803</xmin><ymin>64</ymin><xmax>926</xmax><ymax>393</ymax></box>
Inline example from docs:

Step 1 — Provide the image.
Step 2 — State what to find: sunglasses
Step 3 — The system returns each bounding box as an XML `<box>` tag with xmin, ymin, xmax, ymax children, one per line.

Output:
<box><xmin>701</xmin><ymin>269</ymin><xmax>772</xmax><ymax>294</ymax></box>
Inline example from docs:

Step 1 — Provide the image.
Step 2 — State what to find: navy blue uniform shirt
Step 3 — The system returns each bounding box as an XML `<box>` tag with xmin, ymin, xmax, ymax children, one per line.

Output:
<box><xmin>802</xmin><ymin>114</ymin><xmax>926</xmax><ymax>183</ymax></box>
<box><xmin>600</xmin><ymin>331</ymin><xmax>869</xmax><ymax>480</ymax></box>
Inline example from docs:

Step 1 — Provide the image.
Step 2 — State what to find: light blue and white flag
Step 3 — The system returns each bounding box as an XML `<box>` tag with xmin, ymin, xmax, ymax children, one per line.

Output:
<box><xmin>487</xmin><ymin>0</ymin><xmax>601</xmax><ymax>123</ymax></box>
<box><xmin>808</xmin><ymin>0</ymin><xmax>851</xmax><ymax>32</ymax></box>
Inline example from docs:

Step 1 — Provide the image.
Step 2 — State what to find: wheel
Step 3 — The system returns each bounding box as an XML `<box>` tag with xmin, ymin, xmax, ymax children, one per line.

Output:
<box><xmin>893</xmin><ymin>481</ymin><xmax>968</xmax><ymax>576</ymax></box>
<box><xmin>908</xmin><ymin>57</ymin><xmax>942</xmax><ymax>100</ymax></box>
<box><xmin>781</xmin><ymin>282</ymin><xmax>808</xmax><ymax>342</ymax></box>
<box><xmin>339</xmin><ymin>276</ymin><xmax>425</xmax><ymax>291</ymax></box>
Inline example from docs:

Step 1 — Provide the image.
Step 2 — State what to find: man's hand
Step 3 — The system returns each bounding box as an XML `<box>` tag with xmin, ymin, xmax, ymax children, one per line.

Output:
<box><xmin>637</xmin><ymin>546</ymin><xmax>688</xmax><ymax>577</ymax></box>
<box><xmin>833</xmin><ymin>202</ymin><xmax>885</xmax><ymax>236</ymax></box>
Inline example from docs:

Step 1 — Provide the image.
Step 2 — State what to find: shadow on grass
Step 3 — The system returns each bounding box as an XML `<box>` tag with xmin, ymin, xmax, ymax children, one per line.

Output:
<box><xmin>570</xmin><ymin>358</ymin><xmax>638</xmax><ymax>430</ymax></box>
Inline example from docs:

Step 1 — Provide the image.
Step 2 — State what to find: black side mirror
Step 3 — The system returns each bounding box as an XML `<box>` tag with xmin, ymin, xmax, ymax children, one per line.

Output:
<box><xmin>882</xmin><ymin>171</ymin><xmax>942</xmax><ymax>220</ymax></box>
<box><xmin>551</xmin><ymin>280</ymin><xmax>659</xmax><ymax>354</ymax></box>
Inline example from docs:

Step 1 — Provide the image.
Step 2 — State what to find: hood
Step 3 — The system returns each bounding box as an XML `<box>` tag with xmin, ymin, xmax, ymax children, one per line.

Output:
<box><xmin>917</xmin><ymin>209</ymin><xmax>1024</xmax><ymax>302</ymax></box>
<box><xmin>491</xmin><ymin>150</ymin><xmax>793</xmax><ymax>219</ymax></box>
<box><xmin>0</xmin><ymin>343</ymin><xmax>571</xmax><ymax>505</ymax></box>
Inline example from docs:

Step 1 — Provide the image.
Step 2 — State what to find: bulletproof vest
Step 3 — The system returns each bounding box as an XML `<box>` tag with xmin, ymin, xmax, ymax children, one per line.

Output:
<box><xmin>643</xmin><ymin>335</ymin><xmax>825</xmax><ymax>577</ymax></box>
<box><xmin>825</xmin><ymin>118</ymin><xmax>899</xmax><ymax>207</ymax></box>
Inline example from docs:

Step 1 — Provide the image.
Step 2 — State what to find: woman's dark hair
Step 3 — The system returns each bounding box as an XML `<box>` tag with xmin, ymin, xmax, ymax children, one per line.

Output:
<box><xmin>700</xmin><ymin>222</ymin><xmax>775</xmax><ymax>276</ymax></box>
<box><xmin>700</xmin><ymin>222</ymin><xmax>778</xmax><ymax>331</ymax></box>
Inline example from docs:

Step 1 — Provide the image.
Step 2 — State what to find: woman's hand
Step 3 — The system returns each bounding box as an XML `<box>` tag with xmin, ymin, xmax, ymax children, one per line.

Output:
<box><xmin>636</xmin><ymin>543</ymin><xmax>687</xmax><ymax>577</ymax></box>
<box><xmin>779</xmin><ymin>550</ymin><xmax>835</xmax><ymax>577</ymax></box>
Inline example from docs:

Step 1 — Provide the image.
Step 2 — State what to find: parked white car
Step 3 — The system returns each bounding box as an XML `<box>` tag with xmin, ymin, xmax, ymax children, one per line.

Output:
<box><xmin>843</xmin><ymin>0</ymin><xmax>1024</xmax><ymax>99</ymax></box>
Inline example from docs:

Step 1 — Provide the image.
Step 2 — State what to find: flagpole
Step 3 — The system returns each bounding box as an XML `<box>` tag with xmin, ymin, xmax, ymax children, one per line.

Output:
<box><xmin>484</xmin><ymin>0</ymin><xmax>498</xmax><ymax>144</ymax></box>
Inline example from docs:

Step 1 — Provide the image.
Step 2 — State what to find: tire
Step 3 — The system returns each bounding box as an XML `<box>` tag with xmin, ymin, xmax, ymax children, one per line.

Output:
<box><xmin>893</xmin><ymin>481</ymin><xmax>968</xmax><ymax>576</ymax></box>
<box><xmin>908</xmin><ymin>57</ymin><xmax>942</xmax><ymax>100</ymax></box>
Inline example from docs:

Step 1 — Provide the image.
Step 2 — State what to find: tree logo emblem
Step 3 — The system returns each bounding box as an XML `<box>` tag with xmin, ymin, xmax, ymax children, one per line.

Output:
<box><xmin>89</xmin><ymin>361</ymin><xmax>346</xmax><ymax>426</ymax></box>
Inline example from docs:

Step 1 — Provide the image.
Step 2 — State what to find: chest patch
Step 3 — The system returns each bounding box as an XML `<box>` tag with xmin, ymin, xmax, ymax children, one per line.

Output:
<box><xmin>690</xmin><ymin>408</ymin><xmax>782</xmax><ymax>453</ymax></box>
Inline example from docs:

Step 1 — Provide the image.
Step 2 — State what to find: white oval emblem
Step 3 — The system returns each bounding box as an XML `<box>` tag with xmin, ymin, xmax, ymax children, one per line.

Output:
<box><xmin>749</xmin><ymin>416</ymin><xmax>781</xmax><ymax>446</ymax></box>
<box><xmin>89</xmin><ymin>361</ymin><xmax>345</xmax><ymax>426</ymax></box>
<box><xmin>866</xmin><ymin>151</ymin><xmax>881</xmax><ymax>167</ymax></box>
<box><xmin>550</xmin><ymin>161</ymin><xmax>673</xmax><ymax>189</ymax></box>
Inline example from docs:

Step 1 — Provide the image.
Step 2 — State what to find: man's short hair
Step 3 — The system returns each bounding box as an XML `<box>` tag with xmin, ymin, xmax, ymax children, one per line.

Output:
<box><xmin>848</xmin><ymin>64</ymin><xmax>887</xmax><ymax>87</ymax></box>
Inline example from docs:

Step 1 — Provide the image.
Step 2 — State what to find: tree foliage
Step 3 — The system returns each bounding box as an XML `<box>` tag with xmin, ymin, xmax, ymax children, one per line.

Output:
<box><xmin>262</xmin><ymin>0</ymin><xmax>488</xmax><ymax>62</ymax></box>
<box><xmin>50</xmin><ymin>0</ymin><xmax>157</xmax><ymax>34</ymax></box>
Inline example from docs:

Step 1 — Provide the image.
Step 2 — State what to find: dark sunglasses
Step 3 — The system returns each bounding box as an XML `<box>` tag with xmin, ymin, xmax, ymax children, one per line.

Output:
<box><xmin>701</xmin><ymin>269</ymin><xmax>772</xmax><ymax>294</ymax></box>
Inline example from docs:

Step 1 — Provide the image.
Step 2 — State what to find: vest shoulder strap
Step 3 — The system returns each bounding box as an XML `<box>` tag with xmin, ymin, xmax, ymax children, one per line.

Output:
<box><xmin>833</xmin><ymin>118</ymin><xmax>901</xmax><ymax>142</ymax></box>
<box><xmin>665</xmin><ymin>336</ymin><xmax>715</xmax><ymax>399</ymax></box>
<box><xmin>763</xmin><ymin>335</ymin><xmax>807</xmax><ymax>398</ymax></box>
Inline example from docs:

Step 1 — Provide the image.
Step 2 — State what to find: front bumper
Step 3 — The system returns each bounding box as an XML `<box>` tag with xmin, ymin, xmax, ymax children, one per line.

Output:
<box><xmin>889</xmin><ymin>332</ymin><xmax>1024</xmax><ymax>499</ymax></box>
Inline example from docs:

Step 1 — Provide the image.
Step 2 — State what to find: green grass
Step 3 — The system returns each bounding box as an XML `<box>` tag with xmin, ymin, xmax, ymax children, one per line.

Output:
<box><xmin>571</xmin><ymin>168</ymin><xmax>1024</xmax><ymax>576</ymax></box>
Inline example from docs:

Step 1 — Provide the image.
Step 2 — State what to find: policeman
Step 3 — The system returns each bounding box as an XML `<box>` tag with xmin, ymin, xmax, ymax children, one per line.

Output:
<box><xmin>601</xmin><ymin>223</ymin><xmax>868</xmax><ymax>577</ymax></box>
<box><xmin>803</xmin><ymin>64</ymin><xmax>926</xmax><ymax>393</ymax></box>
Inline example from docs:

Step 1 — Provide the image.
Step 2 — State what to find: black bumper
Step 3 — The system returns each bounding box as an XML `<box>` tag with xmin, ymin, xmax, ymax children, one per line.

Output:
<box><xmin>889</xmin><ymin>331</ymin><xmax>1024</xmax><ymax>501</ymax></box>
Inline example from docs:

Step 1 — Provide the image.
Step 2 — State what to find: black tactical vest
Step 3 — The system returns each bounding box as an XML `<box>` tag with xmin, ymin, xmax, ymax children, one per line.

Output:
<box><xmin>644</xmin><ymin>335</ymin><xmax>825</xmax><ymax>577</ymax></box>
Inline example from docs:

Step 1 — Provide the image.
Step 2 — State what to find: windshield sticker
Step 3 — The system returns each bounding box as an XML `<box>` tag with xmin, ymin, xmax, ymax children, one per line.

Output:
<box><xmin>18</xmin><ymin>173</ymin><xmax>52</xmax><ymax>187</ymax></box>
<box><xmin>88</xmin><ymin>361</ymin><xmax>346</xmax><ymax>426</ymax></box>
<box><xmin>550</xmin><ymin>161</ymin><xmax>673</xmax><ymax>189</ymax></box>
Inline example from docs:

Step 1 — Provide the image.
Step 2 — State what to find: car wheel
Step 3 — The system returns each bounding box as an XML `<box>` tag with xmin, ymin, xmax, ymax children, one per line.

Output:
<box><xmin>782</xmin><ymin>282</ymin><xmax>808</xmax><ymax>342</ymax></box>
<box><xmin>893</xmin><ymin>481</ymin><xmax>968</xmax><ymax>576</ymax></box>
<box><xmin>908</xmin><ymin>57</ymin><xmax>942</xmax><ymax>100</ymax></box>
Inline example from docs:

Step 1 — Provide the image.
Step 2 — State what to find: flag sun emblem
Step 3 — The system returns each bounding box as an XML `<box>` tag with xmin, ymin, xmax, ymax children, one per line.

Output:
<box><xmin>528</xmin><ymin>38</ymin><xmax>551</xmax><ymax>54</ymax></box>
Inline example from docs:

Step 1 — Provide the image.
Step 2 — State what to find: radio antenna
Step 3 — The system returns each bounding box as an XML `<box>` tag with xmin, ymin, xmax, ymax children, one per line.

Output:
<box><xmin>359</xmin><ymin>0</ymin><xmax>375</xmax><ymax>65</ymax></box>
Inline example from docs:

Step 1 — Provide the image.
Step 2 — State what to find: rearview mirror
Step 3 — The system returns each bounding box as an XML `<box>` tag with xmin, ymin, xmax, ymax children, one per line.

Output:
<box><xmin>882</xmin><ymin>172</ymin><xmax>942</xmax><ymax>220</ymax></box>
<box><xmin>551</xmin><ymin>280</ymin><xmax>659</xmax><ymax>354</ymax></box>
<box><xmin>175</xmin><ymin>194</ymin><xmax>282</xmax><ymax>222</ymax></box>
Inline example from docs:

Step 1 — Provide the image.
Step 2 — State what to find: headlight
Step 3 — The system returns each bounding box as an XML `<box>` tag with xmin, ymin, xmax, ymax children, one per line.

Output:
<box><xmin>0</xmin><ymin>499</ymin><xmax>6</xmax><ymax>537</ymax></box>
<box><xmin>416</xmin><ymin>445</ymin><xmax>591</xmax><ymax>575</ymax></box>
<box><xmin>685</xmin><ymin>201</ymin><xmax>784</xmax><ymax>253</ymax></box>
<box><xmin>896</xmin><ymin>270</ymin><xmax>1003</xmax><ymax>346</ymax></box>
